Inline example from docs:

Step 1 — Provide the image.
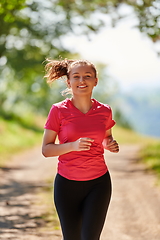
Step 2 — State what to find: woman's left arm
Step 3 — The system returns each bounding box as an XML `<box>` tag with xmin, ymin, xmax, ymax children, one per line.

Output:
<box><xmin>102</xmin><ymin>129</ymin><xmax>119</xmax><ymax>153</ymax></box>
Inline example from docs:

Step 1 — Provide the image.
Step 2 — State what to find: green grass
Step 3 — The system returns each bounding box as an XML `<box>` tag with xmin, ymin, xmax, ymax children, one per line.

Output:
<box><xmin>113</xmin><ymin>126</ymin><xmax>160</xmax><ymax>181</ymax></box>
<box><xmin>140</xmin><ymin>142</ymin><xmax>160</xmax><ymax>180</ymax></box>
<box><xmin>0</xmin><ymin>116</ymin><xmax>44</xmax><ymax>167</ymax></box>
<box><xmin>1</xmin><ymin>117</ymin><xmax>159</xmax><ymax>168</ymax></box>
<box><xmin>113</xmin><ymin>125</ymin><xmax>158</xmax><ymax>145</ymax></box>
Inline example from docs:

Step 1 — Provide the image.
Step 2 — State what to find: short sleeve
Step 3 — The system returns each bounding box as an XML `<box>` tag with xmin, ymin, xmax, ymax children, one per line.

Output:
<box><xmin>106</xmin><ymin>106</ymin><xmax>116</xmax><ymax>130</ymax></box>
<box><xmin>44</xmin><ymin>105</ymin><xmax>61</xmax><ymax>133</ymax></box>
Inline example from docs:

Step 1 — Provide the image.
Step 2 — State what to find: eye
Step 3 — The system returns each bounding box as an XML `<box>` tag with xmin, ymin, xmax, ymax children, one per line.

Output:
<box><xmin>85</xmin><ymin>75</ymin><xmax>91</xmax><ymax>78</ymax></box>
<box><xmin>73</xmin><ymin>75</ymin><xmax>79</xmax><ymax>79</ymax></box>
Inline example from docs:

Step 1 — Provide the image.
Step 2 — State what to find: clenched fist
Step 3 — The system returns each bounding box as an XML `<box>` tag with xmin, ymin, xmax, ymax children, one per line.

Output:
<box><xmin>102</xmin><ymin>136</ymin><xmax>119</xmax><ymax>153</ymax></box>
<box><xmin>72</xmin><ymin>138</ymin><xmax>94</xmax><ymax>151</ymax></box>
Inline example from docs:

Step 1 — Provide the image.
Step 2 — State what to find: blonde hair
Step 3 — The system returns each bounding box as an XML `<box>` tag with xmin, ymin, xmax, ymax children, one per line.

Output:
<box><xmin>44</xmin><ymin>58</ymin><xmax>97</xmax><ymax>95</ymax></box>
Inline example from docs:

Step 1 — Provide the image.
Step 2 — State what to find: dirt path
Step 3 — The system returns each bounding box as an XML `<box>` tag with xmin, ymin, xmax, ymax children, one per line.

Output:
<box><xmin>102</xmin><ymin>145</ymin><xmax>160</xmax><ymax>240</ymax></box>
<box><xmin>0</xmin><ymin>145</ymin><xmax>160</xmax><ymax>240</ymax></box>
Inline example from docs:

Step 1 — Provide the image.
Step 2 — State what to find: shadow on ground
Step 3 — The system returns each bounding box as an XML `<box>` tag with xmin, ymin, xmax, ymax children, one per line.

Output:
<box><xmin>0</xmin><ymin>167</ymin><xmax>50</xmax><ymax>236</ymax></box>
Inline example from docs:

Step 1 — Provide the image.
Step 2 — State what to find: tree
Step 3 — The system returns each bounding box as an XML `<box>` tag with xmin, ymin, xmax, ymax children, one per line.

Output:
<box><xmin>55</xmin><ymin>0</ymin><xmax>160</xmax><ymax>43</ymax></box>
<box><xmin>0</xmin><ymin>0</ymin><xmax>73</xmax><ymax>116</ymax></box>
<box><xmin>0</xmin><ymin>0</ymin><xmax>159</xmax><ymax>118</ymax></box>
<box><xmin>1</xmin><ymin>0</ymin><xmax>159</xmax><ymax>66</ymax></box>
<box><xmin>0</xmin><ymin>0</ymin><xmax>26</xmax><ymax>23</ymax></box>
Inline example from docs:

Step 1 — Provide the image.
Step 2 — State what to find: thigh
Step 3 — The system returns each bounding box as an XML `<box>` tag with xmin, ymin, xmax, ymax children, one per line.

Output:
<box><xmin>81</xmin><ymin>172</ymin><xmax>112</xmax><ymax>240</ymax></box>
<box><xmin>54</xmin><ymin>174</ymin><xmax>83</xmax><ymax>240</ymax></box>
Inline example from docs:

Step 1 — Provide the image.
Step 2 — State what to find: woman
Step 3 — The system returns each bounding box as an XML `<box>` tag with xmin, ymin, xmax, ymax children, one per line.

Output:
<box><xmin>42</xmin><ymin>59</ymin><xmax>119</xmax><ymax>240</ymax></box>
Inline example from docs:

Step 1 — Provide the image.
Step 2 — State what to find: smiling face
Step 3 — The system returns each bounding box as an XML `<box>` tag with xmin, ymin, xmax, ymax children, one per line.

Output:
<box><xmin>67</xmin><ymin>64</ymin><xmax>98</xmax><ymax>97</ymax></box>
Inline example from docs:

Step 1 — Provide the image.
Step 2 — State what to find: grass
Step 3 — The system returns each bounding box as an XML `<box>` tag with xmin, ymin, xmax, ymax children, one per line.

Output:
<box><xmin>1</xmin><ymin>114</ymin><xmax>159</xmax><ymax>174</ymax></box>
<box><xmin>139</xmin><ymin>142</ymin><xmax>160</xmax><ymax>181</ymax></box>
<box><xmin>113</xmin><ymin>125</ymin><xmax>158</xmax><ymax>145</ymax></box>
<box><xmin>113</xmin><ymin>126</ymin><xmax>160</xmax><ymax>181</ymax></box>
<box><xmin>0</xmin><ymin>115</ymin><xmax>44</xmax><ymax>167</ymax></box>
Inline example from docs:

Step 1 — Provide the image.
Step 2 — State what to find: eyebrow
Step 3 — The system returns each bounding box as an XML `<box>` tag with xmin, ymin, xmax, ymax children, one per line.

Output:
<box><xmin>72</xmin><ymin>72</ymin><xmax>92</xmax><ymax>75</ymax></box>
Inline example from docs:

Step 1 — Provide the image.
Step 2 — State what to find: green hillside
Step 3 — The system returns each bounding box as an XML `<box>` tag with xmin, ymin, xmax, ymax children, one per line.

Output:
<box><xmin>0</xmin><ymin>117</ymin><xmax>159</xmax><ymax>181</ymax></box>
<box><xmin>0</xmin><ymin>116</ymin><xmax>44</xmax><ymax>167</ymax></box>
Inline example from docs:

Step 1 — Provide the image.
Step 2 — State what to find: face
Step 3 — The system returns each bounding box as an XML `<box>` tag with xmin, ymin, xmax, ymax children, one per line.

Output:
<box><xmin>67</xmin><ymin>64</ymin><xmax>98</xmax><ymax>97</ymax></box>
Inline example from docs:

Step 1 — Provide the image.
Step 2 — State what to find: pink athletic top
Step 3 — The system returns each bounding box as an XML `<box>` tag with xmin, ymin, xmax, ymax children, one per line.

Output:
<box><xmin>44</xmin><ymin>98</ymin><xmax>115</xmax><ymax>181</ymax></box>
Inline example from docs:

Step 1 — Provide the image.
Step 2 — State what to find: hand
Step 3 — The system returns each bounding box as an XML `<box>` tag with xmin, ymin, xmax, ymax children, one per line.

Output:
<box><xmin>103</xmin><ymin>136</ymin><xmax>119</xmax><ymax>153</ymax></box>
<box><xmin>72</xmin><ymin>137</ymin><xmax>94</xmax><ymax>151</ymax></box>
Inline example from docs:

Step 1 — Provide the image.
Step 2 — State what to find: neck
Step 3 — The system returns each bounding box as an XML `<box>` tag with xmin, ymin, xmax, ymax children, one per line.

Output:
<box><xmin>71</xmin><ymin>95</ymin><xmax>93</xmax><ymax>114</ymax></box>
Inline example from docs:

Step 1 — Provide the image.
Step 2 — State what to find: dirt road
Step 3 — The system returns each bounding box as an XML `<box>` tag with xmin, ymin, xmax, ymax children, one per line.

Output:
<box><xmin>0</xmin><ymin>145</ymin><xmax>160</xmax><ymax>240</ymax></box>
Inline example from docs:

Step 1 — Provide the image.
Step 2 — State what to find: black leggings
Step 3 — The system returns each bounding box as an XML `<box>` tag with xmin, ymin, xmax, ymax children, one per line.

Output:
<box><xmin>54</xmin><ymin>171</ymin><xmax>112</xmax><ymax>240</ymax></box>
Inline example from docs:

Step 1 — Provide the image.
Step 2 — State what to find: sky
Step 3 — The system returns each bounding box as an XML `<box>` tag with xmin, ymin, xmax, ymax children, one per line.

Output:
<box><xmin>62</xmin><ymin>19</ymin><xmax>160</xmax><ymax>92</ymax></box>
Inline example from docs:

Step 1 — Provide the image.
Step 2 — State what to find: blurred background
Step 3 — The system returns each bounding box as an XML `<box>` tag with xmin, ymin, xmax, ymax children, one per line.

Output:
<box><xmin>0</xmin><ymin>1</ymin><xmax>160</xmax><ymax>237</ymax></box>
<box><xmin>0</xmin><ymin>0</ymin><xmax>160</xmax><ymax>165</ymax></box>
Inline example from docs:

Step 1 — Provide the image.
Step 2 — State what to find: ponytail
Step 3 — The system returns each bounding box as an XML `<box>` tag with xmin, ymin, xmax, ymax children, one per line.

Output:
<box><xmin>44</xmin><ymin>59</ymin><xmax>72</xmax><ymax>83</ymax></box>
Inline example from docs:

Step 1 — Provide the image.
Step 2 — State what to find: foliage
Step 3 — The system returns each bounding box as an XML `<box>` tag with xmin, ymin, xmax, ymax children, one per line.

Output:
<box><xmin>140</xmin><ymin>142</ymin><xmax>160</xmax><ymax>179</ymax></box>
<box><xmin>0</xmin><ymin>115</ymin><xmax>44</xmax><ymax>167</ymax></box>
<box><xmin>55</xmin><ymin>0</ymin><xmax>160</xmax><ymax>42</ymax></box>
<box><xmin>0</xmin><ymin>0</ymin><xmax>73</xmax><ymax>117</ymax></box>
<box><xmin>0</xmin><ymin>0</ymin><xmax>26</xmax><ymax>23</ymax></box>
<box><xmin>0</xmin><ymin>0</ymin><xmax>159</xmax><ymax>120</ymax></box>
<box><xmin>114</xmin><ymin>109</ymin><xmax>132</xmax><ymax>130</ymax></box>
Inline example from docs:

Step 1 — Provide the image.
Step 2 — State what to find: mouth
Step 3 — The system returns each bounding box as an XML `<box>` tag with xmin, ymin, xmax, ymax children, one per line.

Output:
<box><xmin>77</xmin><ymin>85</ymin><xmax>87</xmax><ymax>89</ymax></box>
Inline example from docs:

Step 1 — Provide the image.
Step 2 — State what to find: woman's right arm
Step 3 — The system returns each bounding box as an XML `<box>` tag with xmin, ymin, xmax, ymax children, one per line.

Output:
<box><xmin>42</xmin><ymin>129</ymin><xmax>94</xmax><ymax>157</ymax></box>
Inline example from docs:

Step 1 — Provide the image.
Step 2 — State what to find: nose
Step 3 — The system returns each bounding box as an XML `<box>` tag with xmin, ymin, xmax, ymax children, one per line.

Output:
<box><xmin>79</xmin><ymin>76</ymin><xmax>85</xmax><ymax>83</ymax></box>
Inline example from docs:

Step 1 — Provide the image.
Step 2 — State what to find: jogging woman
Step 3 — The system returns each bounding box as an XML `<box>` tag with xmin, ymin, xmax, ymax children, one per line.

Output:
<box><xmin>42</xmin><ymin>59</ymin><xmax>119</xmax><ymax>240</ymax></box>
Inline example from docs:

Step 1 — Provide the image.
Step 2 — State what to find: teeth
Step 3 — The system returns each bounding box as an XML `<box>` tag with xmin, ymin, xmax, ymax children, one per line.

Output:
<box><xmin>78</xmin><ymin>86</ymin><xmax>87</xmax><ymax>88</ymax></box>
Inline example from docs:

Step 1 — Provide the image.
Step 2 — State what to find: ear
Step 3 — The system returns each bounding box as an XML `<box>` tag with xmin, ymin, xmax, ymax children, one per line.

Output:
<box><xmin>67</xmin><ymin>79</ymin><xmax>71</xmax><ymax>88</ymax></box>
<box><xmin>94</xmin><ymin>78</ymin><xmax>98</xmax><ymax>86</ymax></box>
